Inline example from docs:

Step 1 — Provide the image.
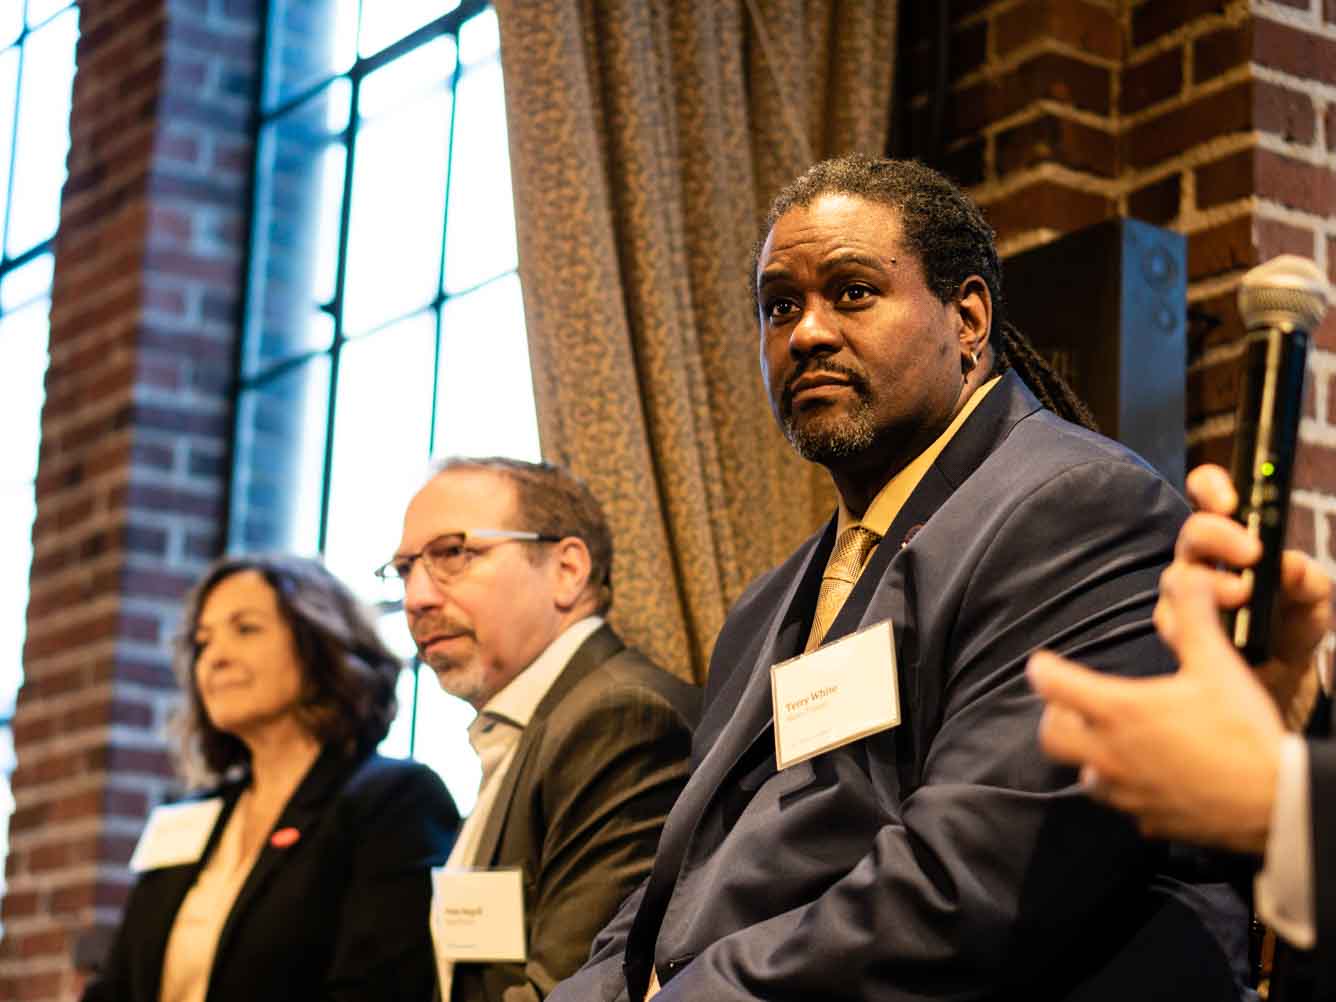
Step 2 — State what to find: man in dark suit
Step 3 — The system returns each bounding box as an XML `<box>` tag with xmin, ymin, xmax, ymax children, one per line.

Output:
<box><xmin>1031</xmin><ymin>462</ymin><xmax>1334</xmax><ymax>998</ymax></box>
<box><xmin>385</xmin><ymin>457</ymin><xmax>699</xmax><ymax>1002</ymax></box>
<box><xmin>547</xmin><ymin>155</ymin><xmax>1246</xmax><ymax>1002</ymax></box>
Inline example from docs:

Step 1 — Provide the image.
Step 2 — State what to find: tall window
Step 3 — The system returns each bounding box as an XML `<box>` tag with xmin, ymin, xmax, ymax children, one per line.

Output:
<box><xmin>233</xmin><ymin>0</ymin><xmax>538</xmax><ymax>812</ymax></box>
<box><xmin>0</xmin><ymin>0</ymin><xmax>79</xmax><ymax>923</ymax></box>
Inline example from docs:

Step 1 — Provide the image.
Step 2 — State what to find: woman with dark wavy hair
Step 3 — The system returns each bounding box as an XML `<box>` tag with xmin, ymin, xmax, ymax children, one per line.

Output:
<box><xmin>83</xmin><ymin>554</ymin><xmax>460</xmax><ymax>1002</ymax></box>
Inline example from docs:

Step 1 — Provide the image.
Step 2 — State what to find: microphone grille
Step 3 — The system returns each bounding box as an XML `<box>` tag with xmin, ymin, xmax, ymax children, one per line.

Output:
<box><xmin>1238</xmin><ymin>255</ymin><xmax>1329</xmax><ymax>332</ymax></box>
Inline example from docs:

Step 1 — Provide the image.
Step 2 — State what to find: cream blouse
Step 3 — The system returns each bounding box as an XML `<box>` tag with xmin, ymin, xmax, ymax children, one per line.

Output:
<box><xmin>158</xmin><ymin>792</ymin><xmax>264</xmax><ymax>1002</ymax></box>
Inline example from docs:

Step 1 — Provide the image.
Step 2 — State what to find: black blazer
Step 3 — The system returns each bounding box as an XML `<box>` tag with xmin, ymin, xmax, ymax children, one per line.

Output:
<box><xmin>83</xmin><ymin>749</ymin><xmax>460</xmax><ymax>1002</ymax></box>
<box><xmin>1311</xmin><ymin>738</ymin><xmax>1336</xmax><ymax>997</ymax></box>
<box><xmin>448</xmin><ymin>624</ymin><xmax>699</xmax><ymax>1002</ymax></box>
<box><xmin>553</xmin><ymin>373</ymin><xmax>1246</xmax><ymax>1002</ymax></box>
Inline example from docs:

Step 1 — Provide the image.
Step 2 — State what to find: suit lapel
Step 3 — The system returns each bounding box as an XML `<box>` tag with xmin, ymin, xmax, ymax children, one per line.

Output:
<box><xmin>697</xmin><ymin>523</ymin><xmax>832</xmax><ymax>793</ymax></box>
<box><xmin>932</xmin><ymin>370</ymin><xmax>1042</xmax><ymax>491</ymax></box>
<box><xmin>815</xmin><ymin>372</ymin><xmax>1044</xmax><ymax>784</ymax></box>
<box><xmin>209</xmin><ymin>747</ymin><xmax>358</xmax><ymax>987</ymax></box>
<box><xmin>472</xmin><ymin>624</ymin><xmax>626</xmax><ymax>868</ymax></box>
<box><xmin>627</xmin><ymin>524</ymin><xmax>831</xmax><ymax>966</ymax></box>
<box><xmin>823</xmin><ymin>370</ymin><xmax>1044</xmax><ymax>642</ymax></box>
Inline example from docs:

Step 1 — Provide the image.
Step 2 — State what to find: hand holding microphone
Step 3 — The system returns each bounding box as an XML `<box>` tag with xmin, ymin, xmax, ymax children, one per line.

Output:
<box><xmin>1028</xmin><ymin>254</ymin><xmax>1333</xmax><ymax>855</ymax></box>
<box><xmin>1227</xmin><ymin>255</ymin><xmax>1329</xmax><ymax>664</ymax></box>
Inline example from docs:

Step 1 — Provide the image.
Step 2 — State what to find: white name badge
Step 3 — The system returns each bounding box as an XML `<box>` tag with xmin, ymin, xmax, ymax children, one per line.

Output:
<box><xmin>128</xmin><ymin>797</ymin><xmax>224</xmax><ymax>872</ymax></box>
<box><xmin>770</xmin><ymin>619</ymin><xmax>901</xmax><ymax>770</ymax></box>
<box><xmin>430</xmin><ymin>868</ymin><xmax>526</xmax><ymax>964</ymax></box>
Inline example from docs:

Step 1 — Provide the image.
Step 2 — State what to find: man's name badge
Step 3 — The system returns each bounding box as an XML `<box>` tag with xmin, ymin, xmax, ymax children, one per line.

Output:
<box><xmin>430</xmin><ymin>868</ymin><xmax>527</xmax><ymax>964</ymax></box>
<box><xmin>770</xmin><ymin>619</ymin><xmax>901</xmax><ymax>770</ymax></box>
<box><xmin>128</xmin><ymin>797</ymin><xmax>224</xmax><ymax>872</ymax></box>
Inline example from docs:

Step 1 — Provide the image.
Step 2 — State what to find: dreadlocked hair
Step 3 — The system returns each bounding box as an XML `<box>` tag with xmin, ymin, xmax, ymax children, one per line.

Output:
<box><xmin>761</xmin><ymin>155</ymin><xmax>1099</xmax><ymax>432</ymax></box>
<box><xmin>993</xmin><ymin>320</ymin><xmax>1098</xmax><ymax>432</ymax></box>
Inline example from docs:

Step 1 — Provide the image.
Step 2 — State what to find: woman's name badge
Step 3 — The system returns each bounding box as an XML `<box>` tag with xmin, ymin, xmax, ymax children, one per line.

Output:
<box><xmin>770</xmin><ymin>619</ymin><xmax>901</xmax><ymax>770</ymax></box>
<box><xmin>128</xmin><ymin>797</ymin><xmax>224</xmax><ymax>872</ymax></box>
<box><xmin>430</xmin><ymin>868</ymin><xmax>526</xmax><ymax>963</ymax></box>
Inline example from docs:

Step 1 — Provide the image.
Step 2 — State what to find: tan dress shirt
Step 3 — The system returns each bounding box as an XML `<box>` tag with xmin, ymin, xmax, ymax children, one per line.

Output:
<box><xmin>803</xmin><ymin>375</ymin><xmax>1001</xmax><ymax>651</ymax></box>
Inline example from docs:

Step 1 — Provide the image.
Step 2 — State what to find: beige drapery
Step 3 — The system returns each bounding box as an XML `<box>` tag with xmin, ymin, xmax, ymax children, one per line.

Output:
<box><xmin>495</xmin><ymin>1</ymin><xmax>898</xmax><ymax>680</ymax></box>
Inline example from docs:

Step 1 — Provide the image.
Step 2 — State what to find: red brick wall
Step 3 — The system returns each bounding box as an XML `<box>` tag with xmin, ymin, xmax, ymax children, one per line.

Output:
<box><xmin>0</xmin><ymin>1</ymin><xmax>259</xmax><ymax>998</ymax></box>
<box><xmin>902</xmin><ymin>0</ymin><xmax>1336</xmax><ymax>570</ymax></box>
<box><xmin>1243</xmin><ymin>2</ymin><xmax>1336</xmax><ymax>569</ymax></box>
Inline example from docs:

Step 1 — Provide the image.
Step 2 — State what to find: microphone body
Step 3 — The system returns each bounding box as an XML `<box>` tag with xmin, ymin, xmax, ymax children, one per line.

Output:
<box><xmin>1226</xmin><ymin>256</ymin><xmax>1328</xmax><ymax>664</ymax></box>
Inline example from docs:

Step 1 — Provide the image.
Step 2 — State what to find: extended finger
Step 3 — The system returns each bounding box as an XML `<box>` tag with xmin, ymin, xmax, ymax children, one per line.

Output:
<box><xmin>1273</xmin><ymin>550</ymin><xmax>1333</xmax><ymax>667</ymax></box>
<box><xmin>1028</xmin><ymin>649</ymin><xmax>1125</xmax><ymax>726</ymax></box>
<box><xmin>1185</xmin><ymin>464</ymin><xmax>1237</xmax><ymax>516</ymax></box>
<box><xmin>1157</xmin><ymin>563</ymin><xmax>1243</xmax><ymax>669</ymax></box>
<box><xmin>1158</xmin><ymin>565</ymin><xmax>1251</xmax><ymax>625</ymax></box>
<box><xmin>1173</xmin><ymin>511</ymin><xmax>1262</xmax><ymax>571</ymax></box>
<box><xmin>1081</xmin><ymin>765</ymin><xmax>1155</xmax><ymax>817</ymax></box>
<box><xmin>1037</xmin><ymin>703</ymin><xmax>1102</xmax><ymax>768</ymax></box>
<box><xmin>1080</xmin><ymin>764</ymin><xmax>1117</xmax><ymax>802</ymax></box>
<box><xmin>1279</xmin><ymin>549</ymin><xmax>1334</xmax><ymax>609</ymax></box>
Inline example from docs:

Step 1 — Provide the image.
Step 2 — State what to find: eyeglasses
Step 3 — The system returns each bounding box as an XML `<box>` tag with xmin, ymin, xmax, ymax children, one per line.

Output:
<box><xmin>374</xmin><ymin>529</ymin><xmax>564</xmax><ymax>591</ymax></box>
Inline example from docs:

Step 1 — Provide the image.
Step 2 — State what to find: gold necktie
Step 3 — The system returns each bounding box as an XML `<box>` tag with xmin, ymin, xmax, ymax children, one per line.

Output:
<box><xmin>808</xmin><ymin>526</ymin><xmax>881</xmax><ymax>650</ymax></box>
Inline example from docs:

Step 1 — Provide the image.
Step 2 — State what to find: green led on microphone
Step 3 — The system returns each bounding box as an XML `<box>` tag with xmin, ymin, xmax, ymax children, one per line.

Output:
<box><xmin>1260</xmin><ymin>461</ymin><xmax>1276</xmax><ymax>477</ymax></box>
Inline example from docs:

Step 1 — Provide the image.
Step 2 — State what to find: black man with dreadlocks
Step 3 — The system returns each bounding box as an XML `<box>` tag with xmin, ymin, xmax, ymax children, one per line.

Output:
<box><xmin>548</xmin><ymin>156</ymin><xmax>1247</xmax><ymax>1002</ymax></box>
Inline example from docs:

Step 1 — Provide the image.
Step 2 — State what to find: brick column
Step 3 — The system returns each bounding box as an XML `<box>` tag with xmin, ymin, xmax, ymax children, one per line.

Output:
<box><xmin>0</xmin><ymin>1</ymin><xmax>260</xmax><ymax>998</ymax></box>
<box><xmin>1242</xmin><ymin>1</ymin><xmax>1336</xmax><ymax>568</ymax></box>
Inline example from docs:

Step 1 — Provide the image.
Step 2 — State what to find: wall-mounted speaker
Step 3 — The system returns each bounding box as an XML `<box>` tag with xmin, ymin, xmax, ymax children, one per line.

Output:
<box><xmin>1004</xmin><ymin>218</ymin><xmax>1186</xmax><ymax>488</ymax></box>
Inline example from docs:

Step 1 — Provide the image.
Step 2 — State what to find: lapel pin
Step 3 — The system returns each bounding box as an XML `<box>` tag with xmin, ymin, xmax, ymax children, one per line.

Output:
<box><xmin>901</xmin><ymin>524</ymin><xmax>924</xmax><ymax>549</ymax></box>
<box><xmin>270</xmin><ymin>827</ymin><xmax>301</xmax><ymax>849</ymax></box>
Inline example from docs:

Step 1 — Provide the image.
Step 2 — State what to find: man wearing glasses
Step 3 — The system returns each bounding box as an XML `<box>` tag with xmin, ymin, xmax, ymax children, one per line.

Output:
<box><xmin>379</xmin><ymin>457</ymin><xmax>699</xmax><ymax>1002</ymax></box>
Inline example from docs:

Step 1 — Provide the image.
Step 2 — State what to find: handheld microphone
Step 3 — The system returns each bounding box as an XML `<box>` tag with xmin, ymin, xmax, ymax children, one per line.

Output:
<box><xmin>1227</xmin><ymin>255</ymin><xmax>1329</xmax><ymax>664</ymax></box>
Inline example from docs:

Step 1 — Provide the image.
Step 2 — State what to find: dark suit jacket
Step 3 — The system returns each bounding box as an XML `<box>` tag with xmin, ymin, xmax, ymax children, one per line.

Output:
<box><xmin>1311</xmin><ymin>740</ymin><xmax>1336</xmax><ymax>997</ymax></box>
<box><xmin>83</xmin><ymin>749</ymin><xmax>459</xmax><ymax>1002</ymax></box>
<box><xmin>449</xmin><ymin>624</ymin><xmax>700</xmax><ymax>1002</ymax></box>
<box><xmin>551</xmin><ymin>373</ymin><xmax>1246</xmax><ymax>1002</ymax></box>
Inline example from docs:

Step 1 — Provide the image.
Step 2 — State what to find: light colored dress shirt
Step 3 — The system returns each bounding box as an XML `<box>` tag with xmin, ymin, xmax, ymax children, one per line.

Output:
<box><xmin>436</xmin><ymin>615</ymin><xmax>605</xmax><ymax>999</ymax></box>
<box><xmin>1256</xmin><ymin>657</ymin><xmax>1333</xmax><ymax>948</ymax></box>
<box><xmin>1257</xmin><ymin>735</ymin><xmax>1316</xmax><ymax>948</ymax></box>
<box><xmin>159</xmin><ymin>791</ymin><xmax>264</xmax><ymax>1002</ymax></box>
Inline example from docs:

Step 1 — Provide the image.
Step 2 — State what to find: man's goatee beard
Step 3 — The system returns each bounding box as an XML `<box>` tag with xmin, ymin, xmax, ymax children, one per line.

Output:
<box><xmin>783</xmin><ymin>402</ymin><xmax>877</xmax><ymax>463</ymax></box>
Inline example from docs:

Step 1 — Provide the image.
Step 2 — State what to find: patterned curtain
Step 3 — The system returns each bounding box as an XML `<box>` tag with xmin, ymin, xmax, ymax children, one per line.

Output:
<box><xmin>495</xmin><ymin>0</ymin><xmax>898</xmax><ymax>680</ymax></box>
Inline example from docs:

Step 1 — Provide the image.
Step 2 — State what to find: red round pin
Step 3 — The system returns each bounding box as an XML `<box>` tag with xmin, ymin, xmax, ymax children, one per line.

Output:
<box><xmin>270</xmin><ymin>827</ymin><xmax>300</xmax><ymax>849</ymax></box>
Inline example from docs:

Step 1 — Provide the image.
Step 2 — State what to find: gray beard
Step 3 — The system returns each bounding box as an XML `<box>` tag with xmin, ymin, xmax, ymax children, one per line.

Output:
<box><xmin>421</xmin><ymin>651</ymin><xmax>489</xmax><ymax>707</ymax></box>
<box><xmin>782</xmin><ymin>398</ymin><xmax>877</xmax><ymax>464</ymax></box>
